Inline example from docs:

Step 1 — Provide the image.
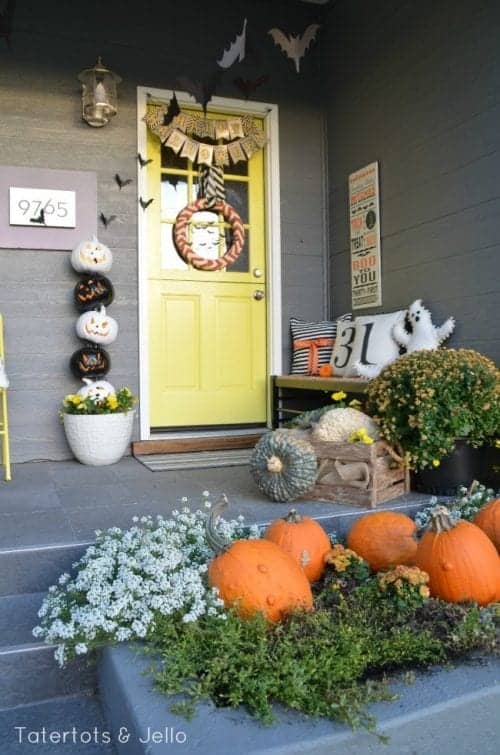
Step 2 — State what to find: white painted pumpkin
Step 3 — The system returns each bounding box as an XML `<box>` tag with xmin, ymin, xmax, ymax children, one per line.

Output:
<box><xmin>77</xmin><ymin>378</ymin><xmax>115</xmax><ymax>402</ymax></box>
<box><xmin>76</xmin><ymin>306</ymin><xmax>119</xmax><ymax>345</ymax></box>
<box><xmin>71</xmin><ymin>236</ymin><xmax>113</xmax><ymax>273</ymax></box>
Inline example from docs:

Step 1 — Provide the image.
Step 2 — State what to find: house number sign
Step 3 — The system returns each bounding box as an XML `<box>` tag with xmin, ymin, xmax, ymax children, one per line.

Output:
<box><xmin>9</xmin><ymin>187</ymin><xmax>76</xmax><ymax>228</ymax></box>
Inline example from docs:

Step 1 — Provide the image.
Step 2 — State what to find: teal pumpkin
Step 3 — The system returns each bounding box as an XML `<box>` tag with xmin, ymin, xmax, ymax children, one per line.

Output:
<box><xmin>250</xmin><ymin>431</ymin><xmax>317</xmax><ymax>502</ymax></box>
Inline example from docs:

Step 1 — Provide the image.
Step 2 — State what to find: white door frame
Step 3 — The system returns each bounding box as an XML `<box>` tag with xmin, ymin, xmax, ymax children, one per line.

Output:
<box><xmin>136</xmin><ymin>86</ymin><xmax>282</xmax><ymax>440</ymax></box>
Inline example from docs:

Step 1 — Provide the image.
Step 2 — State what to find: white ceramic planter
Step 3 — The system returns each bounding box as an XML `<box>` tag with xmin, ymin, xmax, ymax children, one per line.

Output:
<box><xmin>63</xmin><ymin>411</ymin><xmax>135</xmax><ymax>466</ymax></box>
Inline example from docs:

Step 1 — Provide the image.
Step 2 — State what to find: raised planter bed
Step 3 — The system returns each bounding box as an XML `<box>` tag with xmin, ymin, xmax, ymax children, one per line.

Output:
<box><xmin>98</xmin><ymin>645</ymin><xmax>500</xmax><ymax>755</ymax></box>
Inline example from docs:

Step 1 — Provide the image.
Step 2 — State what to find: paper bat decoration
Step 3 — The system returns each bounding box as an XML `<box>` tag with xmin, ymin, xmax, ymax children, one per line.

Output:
<box><xmin>268</xmin><ymin>24</ymin><xmax>321</xmax><ymax>73</ymax></box>
<box><xmin>163</xmin><ymin>92</ymin><xmax>181</xmax><ymax>126</ymax></box>
<box><xmin>30</xmin><ymin>208</ymin><xmax>45</xmax><ymax>225</ymax></box>
<box><xmin>137</xmin><ymin>152</ymin><xmax>153</xmax><ymax>168</ymax></box>
<box><xmin>177</xmin><ymin>71</ymin><xmax>221</xmax><ymax>115</ymax></box>
<box><xmin>233</xmin><ymin>74</ymin><xmax>269</xmax><ymax>101</ymax></box>
<box><xmin>99</xmin><ymin>212</ymin><xmax>117</xmax><ymax>228</ymax></box>
<box><xmin>139</xmin><ymin>197</ymin><xmax>154</xmax><ymax>211</ymax></box>
<box><xmin>0</xmin><ymin>0</ymin><xmax>16</xmax><ymax>47</ymax></box>
<box><xmin>114</xmin><ymin>174</ymin><xmax>132</xmax><ymax>190</ymax></box>
<box><xmin>217</xmin><ymin>18</ymin><xmax>247</xmax><ymax>69</ymax></box>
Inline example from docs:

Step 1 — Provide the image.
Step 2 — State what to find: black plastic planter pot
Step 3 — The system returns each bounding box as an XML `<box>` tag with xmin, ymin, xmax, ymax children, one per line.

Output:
<box><xmin>411</xmin><ymin>440</ymin><xmax>486</xmax><ymax>496</ymax></box>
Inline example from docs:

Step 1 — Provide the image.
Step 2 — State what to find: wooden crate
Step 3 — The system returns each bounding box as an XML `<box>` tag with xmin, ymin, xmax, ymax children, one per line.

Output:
<box><xmin>304</xmin><ymin>440</ymin><xmax>409</xmax><ymax>508</ymax></box>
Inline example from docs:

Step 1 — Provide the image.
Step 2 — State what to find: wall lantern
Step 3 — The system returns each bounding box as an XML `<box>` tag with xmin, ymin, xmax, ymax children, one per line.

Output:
<box><xmin>77</xmin><ymin>57</ymin><xmax>121</xmax><ymax>127</ymax></box>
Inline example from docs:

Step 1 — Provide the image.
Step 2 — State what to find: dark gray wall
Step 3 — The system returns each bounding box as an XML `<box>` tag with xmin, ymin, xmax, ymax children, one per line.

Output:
<box><xmin>324</xmin><ymin>0</ymin><xmax>500</xmax><ymax>364</ymax></box>
<box><xmin>0</xmin><ymin>0</ymin><xmax>328</xmax><ymax>461</ymax></box>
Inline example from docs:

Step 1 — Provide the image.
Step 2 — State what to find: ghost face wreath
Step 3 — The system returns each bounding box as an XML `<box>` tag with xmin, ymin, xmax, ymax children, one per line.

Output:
<box><xmin>173</xmin><ymin>197</ymin><xmax>245</xmax><ymax>271</ymax></box>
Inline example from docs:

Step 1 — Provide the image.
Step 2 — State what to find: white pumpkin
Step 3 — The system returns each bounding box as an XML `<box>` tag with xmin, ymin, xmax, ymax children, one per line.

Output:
<box><xmin>76</xmin><ymin>306</ymin><xmax>119</xmax><ymax>345</ymax></box>
<box><xmin>77</xmin><ymin>378</ymin><xmax>115</xmax><ymax>402</ymax></box>
<box><xmin>71</xmin><ymin>236</ymin><xmax>113</xmax><ymax>273</ymax></box>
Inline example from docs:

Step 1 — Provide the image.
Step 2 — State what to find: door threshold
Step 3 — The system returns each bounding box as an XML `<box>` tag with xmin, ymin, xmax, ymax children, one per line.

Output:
<box><xmin>148</xmin><ymin>427</ymin><xmax>269</xmax><ymax>440</ymax></box>
<box><xmin>133</xmin><ymin>428</ymin><xmax>268</xmax><ymax>456</ymax></box>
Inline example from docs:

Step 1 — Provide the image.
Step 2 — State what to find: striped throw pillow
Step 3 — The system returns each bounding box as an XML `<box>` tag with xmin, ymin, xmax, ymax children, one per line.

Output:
<box><xmin>290</xmin><ymin>315</ymin><xmax>351</xmax><ymax>375</ymax></box>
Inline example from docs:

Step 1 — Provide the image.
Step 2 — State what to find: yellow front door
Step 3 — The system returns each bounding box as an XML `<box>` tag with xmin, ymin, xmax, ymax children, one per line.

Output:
<box><xmin>146</xmin><ymin>110</ymin><xmax>268</xmax><ymax>429</ymax></box>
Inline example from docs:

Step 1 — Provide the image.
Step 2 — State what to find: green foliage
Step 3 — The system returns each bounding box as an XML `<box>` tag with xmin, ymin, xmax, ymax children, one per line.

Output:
<box><xmin>148</xmin><ymin>572</ymin><xmax>498</xmax><ymax>733</ymax></box>
<box><xmin>365</xmin><ymin>348</ymin><xmax>500</xmax><ymax>470</ymax></box>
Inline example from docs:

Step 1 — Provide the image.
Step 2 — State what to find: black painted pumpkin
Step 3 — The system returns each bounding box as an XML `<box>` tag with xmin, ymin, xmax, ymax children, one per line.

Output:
<box><xmin>74</xmin><ymin>274</ymin><xmax>114</xmax><ymax>312</ymax></box>
<box><xmin>70</xmin><ymin>346</ymin><xmax>111</xmax><ymax>378</ymax></box>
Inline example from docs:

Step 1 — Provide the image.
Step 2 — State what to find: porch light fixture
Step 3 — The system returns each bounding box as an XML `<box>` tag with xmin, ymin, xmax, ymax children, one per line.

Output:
<box><xmin>77</xmin><ymin>57</ymin><xmax>121</xmax><ymax>127</ymax></box>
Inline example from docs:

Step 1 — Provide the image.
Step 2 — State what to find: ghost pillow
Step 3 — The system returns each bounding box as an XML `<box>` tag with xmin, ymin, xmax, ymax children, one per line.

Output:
<box><xmin>353</xmin><ymin>310</ymin><xmax>406</xmax><ymax>379</ymax></box>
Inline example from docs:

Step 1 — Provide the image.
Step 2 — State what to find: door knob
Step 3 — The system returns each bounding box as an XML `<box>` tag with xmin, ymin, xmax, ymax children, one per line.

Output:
<box><xmin>253</xmin><ymin>290</ymin><xmax>265</xmax><ymax>301</ymax></box>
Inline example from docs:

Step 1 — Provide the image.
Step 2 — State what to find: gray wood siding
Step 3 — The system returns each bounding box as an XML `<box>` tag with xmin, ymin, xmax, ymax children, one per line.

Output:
<box><xmin>324</xmin><ymin>0</ymin><xmax>500</xmax><ymax>364</ymax></box>
<box><xmin>0</xmin><ymin>0</ymin><xmax>328</xmax><ymax>461</ymax></box>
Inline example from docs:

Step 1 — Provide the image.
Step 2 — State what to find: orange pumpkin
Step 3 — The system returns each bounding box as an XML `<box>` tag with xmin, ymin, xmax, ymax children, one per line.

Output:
<box><xmin>318</xmin><ymin>364</ymin><xmax>333</xmax><ymax>378</ymax></box>
<box><xmin>207</xmin><ymin>497</ymin><xmax>313</xmax><ymax>622</ymax></box>
<box><xmin>416</xmin><ymin>505</ymin><xmax>500</xmax><ymax>606</ymax></box>
<box><xmin>346</xmin><ymin>511</ymin><xmax>417</xmax><ymax>572</ymax></box>
<box><xmin>473</xmin><ymin>498</ymin><xmax>500</xmax><ymax>553</ymax></box>
<box><xmin>264</xmin><ymin>508</ymin><xmax>331</xmax><ymax>582</ymax></box>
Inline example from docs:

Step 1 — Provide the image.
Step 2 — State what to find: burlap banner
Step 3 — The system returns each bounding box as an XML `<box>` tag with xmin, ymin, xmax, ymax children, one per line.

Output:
<box><xmin>144</xmin><ymin>105</ymin><xmax>266</xmax><ymax>167</ymax></box>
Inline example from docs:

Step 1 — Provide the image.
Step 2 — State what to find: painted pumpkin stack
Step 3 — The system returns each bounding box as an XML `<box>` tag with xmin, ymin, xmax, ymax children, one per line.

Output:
<box><xmin>69</xmin><ymin>236</ymin><xmax>118</xmax><ymax>391</ymax></box>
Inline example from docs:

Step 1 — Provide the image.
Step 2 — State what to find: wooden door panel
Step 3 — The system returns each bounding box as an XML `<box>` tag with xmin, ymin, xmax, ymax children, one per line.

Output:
<box><xmin>149</xmin><ymin>281</ymin><xmax>267</xmax><ymax>427</ymax></box>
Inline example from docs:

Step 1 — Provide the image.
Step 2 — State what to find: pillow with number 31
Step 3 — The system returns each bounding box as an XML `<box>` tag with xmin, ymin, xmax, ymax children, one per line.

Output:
<box><xmin>330</xmin><ymin>311</ymin><xmax>405</xmax><ymax>378</ymax></box>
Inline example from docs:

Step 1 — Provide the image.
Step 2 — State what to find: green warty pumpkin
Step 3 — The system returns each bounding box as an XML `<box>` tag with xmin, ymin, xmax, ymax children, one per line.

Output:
<box><xmin>250</xmin><ymin>430</ymin><xmax>318</xmax><ymax>502</ymax></box>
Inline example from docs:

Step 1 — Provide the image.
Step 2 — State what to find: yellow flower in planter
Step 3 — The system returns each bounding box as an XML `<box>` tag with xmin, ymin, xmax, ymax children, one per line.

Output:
<box><xmin>432</xmin><ymin>459</ymin><xmax>441</xmax><ymax>468</ymax></box>
<box><xmin>348</xmin><ymin>427</ymin><xmax>374</xmax><ymax>444</ymax></box>
<box><xmin>331</xmin><ymin>390</ymin><xmax>347</xmax><ymax>402</ymax></box>
<box><xmin>107</xmin><ymin>394</ymin><xmax>119</xmax><ymax>410</ymax></box>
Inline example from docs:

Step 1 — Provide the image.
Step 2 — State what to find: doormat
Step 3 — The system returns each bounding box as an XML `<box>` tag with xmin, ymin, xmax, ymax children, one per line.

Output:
<box><xmin>135</xmin><ymin>448</ymin><xmax>253</xmax><ymax>472</ymax></box>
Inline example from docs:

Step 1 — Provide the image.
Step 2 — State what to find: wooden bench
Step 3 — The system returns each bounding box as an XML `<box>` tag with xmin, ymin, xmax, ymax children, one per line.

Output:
<box><xmin>271</xmin><ymin>375</ymin><xmax>368</xmax><ymax>428</ymax></box>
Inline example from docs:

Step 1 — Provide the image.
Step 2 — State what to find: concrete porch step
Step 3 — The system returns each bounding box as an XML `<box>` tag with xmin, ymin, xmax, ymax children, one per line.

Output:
<box><xmin>0</xmin><ymin>589</ymin><xmax>96</xmax><ymax>710</ymax></box>
<box><xmin>0</xmin><ymin>641</ymin><xmax>97</xmax><ymax>710</ymax></box>
<box><xmin>0</xmin><ymin>693</ymin><xmax>115</xmax><ymax>754</ymax></box>
<box><xmin>0</xmin><ymin>592</ymin><xmax>46</xmax><ymax>649</ymax></box>
<box><xmin>0</xmin><ymin>543</ymin><xmax>90</xmax><ymax>597</ymax></box>
<box><xmin>99</xmin><ymin>645</ymin><xmax>500</xmax><ymax>755</ymax></box>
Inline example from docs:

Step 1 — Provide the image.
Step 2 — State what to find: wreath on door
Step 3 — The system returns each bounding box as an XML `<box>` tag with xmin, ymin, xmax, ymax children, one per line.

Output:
<box><xmin>173</xmin><ymin>197</ymin><xmax>245</xmax><ymax>271</ymax></box>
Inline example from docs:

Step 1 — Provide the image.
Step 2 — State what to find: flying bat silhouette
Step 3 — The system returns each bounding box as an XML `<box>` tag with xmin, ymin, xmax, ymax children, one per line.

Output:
<box><xmin>233</xmin><ymin>74</ymin><xmax>269</xmax><ymax>101</ymax></box>
<box><xmin>217</xmin><ymin>18</ymin><xmax>247</xmax><ymax>69</ymax></box>
<box><xmin>163</xmin><ymin>92</ymin><xmax>181</xmax><ymax>125</ymax></box>
<box><xmin>139</xmin><ymin>197</ymin><xmax>154</xmax><ymax>211</ymax></box>
<box><xmin>0</xmin><ymin>0</ymin><xmax>16</xmax><ymax>47</ymax></box>
<box><xmin>99</xmin><ymin>212</ymin><xmax>117</xmax><ymax>228</ymax></box>
<box><xmin>177</xmin><ymin>71</ymin><xmax>222</xmax><ymax>114</ymax></box>
<box><xmin>137</xmin><ymin>152</ymin><xmax>153</xmax><ymax>168</ymax></box>
<box><xmin>30</xmin><ymin>208</ymin><xmax>45</xmax><ymax>225</ymax></box>
<box><xmin>268</xmin><ymin>24</ymin><xmax>321</xmax><ymax>73</ymax></box>
<box><xmin>114</xmin><ymin>174</ymin><xmax>132</xmax><ymax>190</ymax></box>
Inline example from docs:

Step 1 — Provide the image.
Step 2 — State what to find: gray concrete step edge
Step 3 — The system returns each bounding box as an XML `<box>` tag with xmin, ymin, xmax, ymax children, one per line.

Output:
<box><xmin>0</xmin><ymin>692</ymin><xmax>116</xmax><ymax>754</ymax></box>
<box><xmin>98</xmin><ymin>645</ymin><xmax>500</xmax><ymax>755</ymax></box>
<box><xmin>0</xmin><ymin>497</ymin><xmax>431</xmax><ymax>597</ymax></box>
<box><xmin>0</xmin><ymin>642</ymin><xmax>97</xmax><ymax>710</ymax></box>
<box><xmin>0</xmin><ymin>592</ymin><xmax>46</xmax><ymax>649</ymax></box>
<box><xmin>0</xmin><ymin>542</ymin><xmax>91</xmax><ymax>597</ymax></box>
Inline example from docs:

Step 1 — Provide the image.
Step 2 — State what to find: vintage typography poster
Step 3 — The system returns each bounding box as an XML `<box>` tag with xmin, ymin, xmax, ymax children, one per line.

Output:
<box><xmin>348</xmin><ymin>162</ymin><xmax>382</xmax><ymax>309</ymax></box>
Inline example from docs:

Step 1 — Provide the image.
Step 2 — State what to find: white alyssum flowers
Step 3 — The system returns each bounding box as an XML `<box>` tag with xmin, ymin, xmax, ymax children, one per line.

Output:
<box><xmin>33</xmin><ymin>494</ymin><xmax>260</xmax><ymax>666</ymax></box>
<box><xmin>414</xmin><ymin>483</ymin><xmax>497</xmax><ymax>530</ymax></box>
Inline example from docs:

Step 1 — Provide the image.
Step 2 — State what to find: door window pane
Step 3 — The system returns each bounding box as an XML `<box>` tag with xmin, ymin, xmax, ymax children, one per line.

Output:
<box><xmin>161</xmin><ymin>145</ymin><xmax>188</xmax><ymax>170</ymax></box>
<box><xmin>161</xmin><ymin>223</ymin><xmax>188</xmax><ymax>270</ymax></box>
<box><xmin>226</xmin><ymin>230</ymin><xmax>249</xmax><ymax>273</ymax></box>
<box><xmin>161</xmin><ymin>175</ymin><xmax>188</xmax><ymax>219</ymax></box>
<box><xmin>224</xmin><ymin>181</ymin><xmax>249</xmax><ymax>223</ymax></box>
<box><xmin>224</xmin><ymin>161</ymin><xmax>248</xmax><ymax>177</ymax></box>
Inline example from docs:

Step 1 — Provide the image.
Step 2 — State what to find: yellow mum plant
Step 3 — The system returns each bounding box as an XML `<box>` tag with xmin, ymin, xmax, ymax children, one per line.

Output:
<box><xmin>365</xmin><ymin>349</ymin><xmax>500</xmax><ymax>470</ymax></box>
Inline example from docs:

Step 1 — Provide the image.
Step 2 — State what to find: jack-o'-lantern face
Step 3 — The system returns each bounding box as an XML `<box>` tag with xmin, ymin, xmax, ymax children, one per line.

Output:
<box><xmin>77</xmin><ymin>378</ymin><xmax>115</xmax><ymax>402</ymax></box>
<box><xmin>76</xmin><ymin>306</ymin><xmax>118</xmax><ymax>346</ymax></box>
<box><xmin>71</xmin><ymin>236</ymin><xmax>113</xmax><ymax>274</ymax></box>
<box><xmin>70</xmin><ymin>346</ymin><xmax>111</xmax><ymax>378</ymax></box>
<box><xmin>74</xmin><ymin>274</ymin><xmax>114</xmax><ymax>312</ymax></box>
